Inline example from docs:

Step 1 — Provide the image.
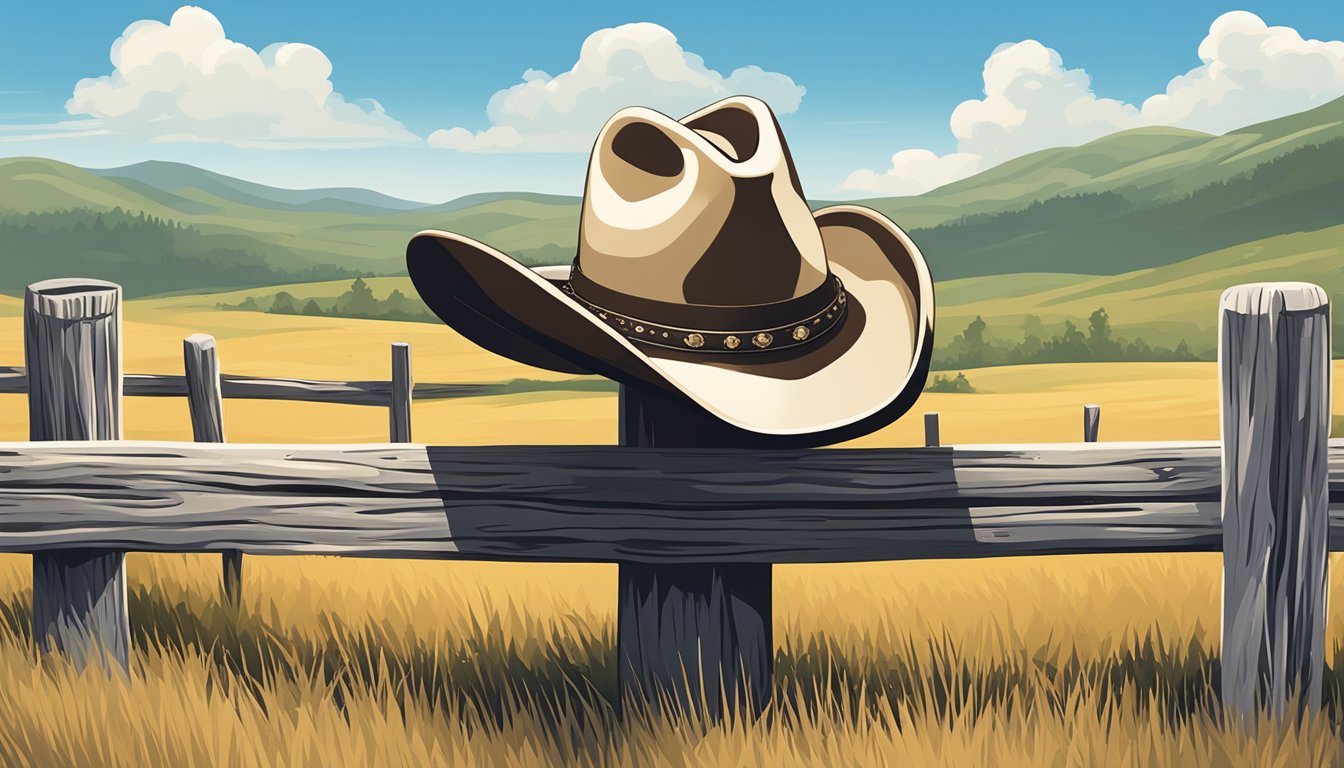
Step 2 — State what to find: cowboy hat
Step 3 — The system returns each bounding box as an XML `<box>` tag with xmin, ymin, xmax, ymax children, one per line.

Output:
<box><xmin>407</xmin><ymin>96</ymin><xmax>934</xmax><ymax>447</ymax></box>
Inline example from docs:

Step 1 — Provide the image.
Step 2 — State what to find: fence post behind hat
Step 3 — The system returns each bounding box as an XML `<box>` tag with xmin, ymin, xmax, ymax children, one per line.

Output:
<box><xmin>1219</xmin><ymin>283</ymin><xmax>1330</xmax><ymax>722</ymax></box>
<box><xmin>924</xmin><ymin>412</ymin><xmax>940</xmax><ymax>447</ymax></box>
<box><xmin>615</xmin><ymin>385</ymin><xmax>772</xmax><ymax>721</ymax></box>
<box><xmin>1083</xmin><ymin>404</ymin><xmax>1100</xmax><ymax>442</ymax></box>
<box><xmin>24</xmin><ymin>278</ymin><xmax>130</xmax><ymax>670</ymax></box>
<box><xmin>183</xmin><ymin>334</ymin><xmax>240</xmax><ymax>605</ymax></box>
<box><xmin>390</xmin><ymin>342</ymin><xmax>412</xmax><ymax>442</ymax></box>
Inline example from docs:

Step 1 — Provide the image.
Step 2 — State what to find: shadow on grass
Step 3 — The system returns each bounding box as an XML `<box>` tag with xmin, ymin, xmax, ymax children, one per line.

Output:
<box><xmin>5</xmin><ymin>586</ymin><xmax>1344</xmax><ymax>737</ymax></box>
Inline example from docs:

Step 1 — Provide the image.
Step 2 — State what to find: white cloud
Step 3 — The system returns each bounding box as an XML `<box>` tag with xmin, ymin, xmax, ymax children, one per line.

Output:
<box><xmin>840</xmin><ymin>149</ymin><xmax>982</xmax><ymax>196</ymax></box>
<box><xmin>1140</xmin><ymin>10</ymin><xmax>1344</xmax><ymax>133</ymax></box>
<box><xmin>429</xmin><ymin>23</ymin><xmax>805</xmax><ymax>152</ymax></box>
<box><xmin>65</xmin><ymin>6</ymin><xmax>416</xmax><ymax>147</ymax></box>
<box><xmin>843</xmin><ymin>11</ymin><xmax>1344</xmax><ymax>196</ymax></box>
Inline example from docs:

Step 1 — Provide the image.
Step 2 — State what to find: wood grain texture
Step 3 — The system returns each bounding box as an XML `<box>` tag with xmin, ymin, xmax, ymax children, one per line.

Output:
<box><xmin>1084</xmin><ymin>404</ymin><xmax>1100</xmax><ymax>443</ymax></box>
<box><xmin>390</xmin><ymin>342</ymin><xmax>412</xmax><ymax>443</ymax></box>
<box><xmin>23</xmin><ymin>279</ymin><xmax>130</xmax><ymax>669</ymax></box>
<box><xmin>1</xmin><ymin>439</ymin><xmax>1341</xmax><ymax>563</ymax></box>
<box><xmin>1219</xmin><ymin>283</ymin><xmax>1331</xmax><ymax>721</ymax></box>
<box><xmin>183</xmin><ymin>335</ymin><xmax>224</xmax><ymax>443</ymax></box>
<box><xmin>615</xmin><ymin>386</ymin><xmax>773</xmax><ymax>720</ymax></box>
<box><xmin>182</xmin><ymin>335</ymin><xmax>241</xmax><ymax>604</ymax></box>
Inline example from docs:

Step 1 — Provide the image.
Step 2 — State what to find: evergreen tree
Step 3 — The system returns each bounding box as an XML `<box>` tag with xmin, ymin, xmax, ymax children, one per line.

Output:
<box><xmin>1087</xmin><ymin>307</ymin><xmax>1121</xmax><ymax>358</ymax></box>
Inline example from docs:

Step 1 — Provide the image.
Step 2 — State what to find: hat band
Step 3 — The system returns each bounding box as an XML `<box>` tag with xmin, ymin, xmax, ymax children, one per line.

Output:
<box><xmin>563</xmin><ymin>269</ymin><xmax>847</xmax><ymax>353</ymax></box>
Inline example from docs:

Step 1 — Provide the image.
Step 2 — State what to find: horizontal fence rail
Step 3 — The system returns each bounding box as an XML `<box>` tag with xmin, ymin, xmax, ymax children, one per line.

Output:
<box><xmin>1</xmin><ymin>440</ymin><xmax>1340</xmax><ymax>563</ymax></box>
<box><xmin>0</xmin><ymin>366</ymin><xmax>613</xmax><ymax>404</ymax></box>
<box><xmin>0</xmin><ymin>277</ymin><xmax>1335</xmax><ymax>722</ymax></box>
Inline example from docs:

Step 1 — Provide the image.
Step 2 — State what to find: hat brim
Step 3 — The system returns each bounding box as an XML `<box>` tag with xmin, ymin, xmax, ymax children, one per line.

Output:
<box><xmin>406</xmin><ymin>205</ymin><xmax>935</xmax><ymax>446</ymax></box>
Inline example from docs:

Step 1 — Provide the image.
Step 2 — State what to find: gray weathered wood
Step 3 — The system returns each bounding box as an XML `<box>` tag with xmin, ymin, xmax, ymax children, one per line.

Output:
<box><xmin>616</xmin><ymin>386</ymin><xmax>772</xmax><ymax>719</ymax></box>
<box><xmin>182</xmin><ymin>334</ymin><xmax>241</xmax><ymax>605</ymax></box>
<box><xmin>1219</xmin><ymin>283</ymin><xmax>1331</xmax><ymax>721</ymax></box>
<box><xmin>924</xmin><ymin>412</ymin><xmax>941</xmax><ymax>447</ymax></box>
<box><xmin>390</xmin><ymin>342</ymin><xmax>412</xmax><ymax>443</ymax></box>
<box><xmin>23</xmin><ymin>278</ymin><xmax>130</xmax><ymax>669</ymax></box>
<box><xmin>0</xmin><ymin>367</ymin><xmax>611</xmax><ymax>403</ymax></box>
<box><xmin>183</xmin><ymin>335</ymin><xmax>225</xmax><ymax>442</ymax></box>
<box><xmin>0</xmin><ymin>440</ymin><xmax>1342</xmax><ymax>562</ymax></box>
<box><xmin>1084</xmin><ymin>404</ymin><xmax>1100</xmax><ymax>442</ymax></box>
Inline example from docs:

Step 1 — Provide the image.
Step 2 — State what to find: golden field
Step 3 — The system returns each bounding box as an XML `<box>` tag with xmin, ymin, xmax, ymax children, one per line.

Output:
<box><xmin>0</xmin><ymin>300</ymin><xmax>1343</xmax><ymax>766</ymax></box>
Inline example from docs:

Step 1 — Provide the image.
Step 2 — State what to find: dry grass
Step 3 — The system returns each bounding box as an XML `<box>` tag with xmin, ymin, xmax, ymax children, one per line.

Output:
<box><xmin>2</xmin><ymin>554</ymin><xmax>1344</xmax><ymax>766</ymax></box>
<box><xmin>2</xmin><ymin>305</ymin><xmax>1344</xmax><ymax>764</ymax></box>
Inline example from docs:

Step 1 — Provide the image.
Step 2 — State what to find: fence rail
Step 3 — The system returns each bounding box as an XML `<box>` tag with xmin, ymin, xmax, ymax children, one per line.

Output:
<box><xmin>0</xmin><ymin>366</ymin><xmax>609</xmax><ymax>404</ymax></box>
<box><xmin>0</xmin><ymin>276</ymin><xmax>1336</xmax><ymax>723</ymax></box>
<box><xmin>1</xmin><ymin>440</ymin><xmax>1342</xmax><ymax>562</ymax></box>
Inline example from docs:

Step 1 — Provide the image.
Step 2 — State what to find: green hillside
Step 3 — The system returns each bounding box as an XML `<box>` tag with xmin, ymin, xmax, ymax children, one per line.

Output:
<box><xmin>172</xmin><ymin>220</ymin><xmax>1344</xmax><ymax>366</ymax></box>
<box><xmin>0</xmin><ymin>157</ymin><xmax>579</xmax><ymax>296</ymax></box>
<box><xmin>91</xmin><ymin>160</ymin><xmax>431</xmax><ymax>214</ymax></box>
<box><xmin>932</xmin><ymin>224</ymin><xmax>1344</xmax><ymax>359</ymax></box>
<box><xmin>2</xmin><ymin>95</ymin><xmax>1344</xmax><ymax>297</ymax></box>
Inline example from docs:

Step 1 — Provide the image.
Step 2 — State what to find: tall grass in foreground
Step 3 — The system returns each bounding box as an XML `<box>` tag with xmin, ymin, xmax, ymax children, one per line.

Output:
<box><xmin>1</xmin><ymin>553</ymin><xmax>1343</xmax><ymax>766</ymax></box>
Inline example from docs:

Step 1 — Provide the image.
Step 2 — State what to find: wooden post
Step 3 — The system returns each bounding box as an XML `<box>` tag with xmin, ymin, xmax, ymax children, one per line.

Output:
<box><xmin>1083</xmin><ymin>404</ymin><xmax>1100</xmax><ymax>442</ymax></box>
<box><xmin>183</xmin><ymin>334</ymin><xmax>240</xmax><ymax>604</ymax></box>
<box><xmin>390</xmin><ymin>342</ymin><xmax>412</xmax><ymax>443</ymax></box>
<box><xmin>24</xmin><ymin>278</ymin><xmax>130</xmax><ymax>669</ymax></box>
<box><xmin>1219</xmin><ymin>283</ymin><xmax>1331</xmax><ymax>721</ymax></box>
<box><xmin>616</xmin><ymin>385</ymin><xmax>772</xmax><ymax>720</ymax></box>
<box><xmin>924</xmin><ymin>412</ymin><xmax>940</xmax><ymax>447</ymax></box>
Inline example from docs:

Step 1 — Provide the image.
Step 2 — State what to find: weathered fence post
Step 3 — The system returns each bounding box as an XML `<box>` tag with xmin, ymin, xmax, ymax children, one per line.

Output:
<box><xmin>616</xmin><ymin>385</ymin><xmax>772</xmax><ymax>720</ymax></box>
<box><xmin>1083</xmin><ymin>404</ymin><xmax>1100</xmax><ymax>442</ymax></box>
<box><xmin>390</xmin><ymin>342</ymin><xmax>412</xmax><ymax>443</ymax></box>
<box><xmin>924</xmin><ymin>412</ymin><xmax>941</xmax><ymax>447</ymax></box>
<box><xmin>183</xmin><ymin>334</ymin><xmax>240</xmax><ymax>604</ymax></box>
<box><xmin>24</xmin><ymin>278</ymin><xmax>130</xmax><ymax>669</ymax></box>
<box><xmin>1219</xmin><ymin>283</ymin><xmax>1331</xmax><ymax>721</ymax></box>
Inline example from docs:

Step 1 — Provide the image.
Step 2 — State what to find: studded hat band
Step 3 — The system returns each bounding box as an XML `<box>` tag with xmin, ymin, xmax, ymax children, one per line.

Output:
<box><xmin>562</xmin><ymin>269</ymin><xmax>848</xmax><ymax>353</ymax></box>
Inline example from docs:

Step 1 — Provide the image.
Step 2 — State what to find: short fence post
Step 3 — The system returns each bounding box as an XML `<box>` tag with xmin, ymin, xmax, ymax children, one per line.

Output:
<box><xmin>1219</xmin><ymin>283</ymin><xmax>1331</xmax><ymax>721</ymax></box>
<box><xmin>616</xmin><ymin>385</ymin><xmax>772</xmax><ymax>721</ymax></box>
<box><xmin>390</xmin><ymin>342</ymin><xmax>412</xmax><ymax>442</ymax></box>
<box><xmin>924</xmin><ymin>412</ymin><xmax>941</xmax><ymax>447</ymax></box>
<box><xmin>183</xmin><ymin>334</ymin><xmax>240</xmax><ymax>605</ymax></box>
<box><xmin>24</xmin><ymin>278</ymin><xmax>130</xmax><ymax>669</ymax></box>
<box><xmin>1083</xmin><ymin>404</ymin><xmax>1100</xmax><ymax>442</ymax></box>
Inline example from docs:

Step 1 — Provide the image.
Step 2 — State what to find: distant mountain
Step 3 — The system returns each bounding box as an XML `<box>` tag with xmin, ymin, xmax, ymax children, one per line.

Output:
<box><xmin>2</xmin><ymin>95</ymin><xmax>1343</xmax><ymax>296</ymax></box>
<box><xmin>89</xmin><ymin>160</ymin><xmax>431</xmax><ymax>215</ymax></box>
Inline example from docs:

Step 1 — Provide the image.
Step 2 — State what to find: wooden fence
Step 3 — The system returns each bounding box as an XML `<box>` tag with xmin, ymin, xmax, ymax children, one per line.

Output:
<box><xmin>0</xmin><ymin>277</ymin><xmax>1337</xmax><ymax>723</ymax></box>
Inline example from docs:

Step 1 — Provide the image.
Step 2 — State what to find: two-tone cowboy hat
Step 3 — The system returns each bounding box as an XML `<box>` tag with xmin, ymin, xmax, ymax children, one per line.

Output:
<box><xmin>407</xmin><ymin>96</ymin><xmax>934</xmax><ymax>447</ymax></box>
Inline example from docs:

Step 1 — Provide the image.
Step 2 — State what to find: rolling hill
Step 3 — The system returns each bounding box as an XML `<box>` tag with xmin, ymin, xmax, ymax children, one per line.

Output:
<box><xmin>90</xmin><ymin>160</ymin><xmax>431</xmax><ymax>214</ymax></box>
<box><xmin>1</xmin><ymin>95</ymin><xmax>1343</xmax><ymax>297</ymax></box>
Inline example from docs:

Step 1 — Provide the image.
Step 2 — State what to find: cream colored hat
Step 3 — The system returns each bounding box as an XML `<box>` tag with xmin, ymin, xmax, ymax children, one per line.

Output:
<box><xmin>407</xmin><ymin>96</ymin><xmax>935</xmax><ymax>446</ymax></box>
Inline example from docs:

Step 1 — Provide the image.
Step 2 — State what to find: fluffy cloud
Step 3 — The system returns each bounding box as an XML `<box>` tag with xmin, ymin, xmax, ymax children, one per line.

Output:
<box><xmin>843</xmin><ymin>11</ymin><xmax>1344</xmax><ymax>196</ymax></box>
<box><xmin>1141</xmin><ymin>11</ymin><xmax>1344</xmax><ymax>133</ymax></box>
<box><xmin>428</xmin><ymin>23</ymin><xmax>805</xmax><ymax>152</ymax></box>
<box><xmin>840</xmin><ymin>149</ymin><xmax>983</xmax><ymax>196</ymax></box>
<box><xmin>66</xmin><ymin>6</ymin><xmax>416</xmax><ymax>147</ymax></box>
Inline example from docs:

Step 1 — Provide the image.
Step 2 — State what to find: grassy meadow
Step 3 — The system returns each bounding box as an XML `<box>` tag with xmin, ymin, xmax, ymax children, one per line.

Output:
<box><xmin>0</xmin><ymin>297</ymin><xmax>1343</xmax><ymax>765</ymax></box>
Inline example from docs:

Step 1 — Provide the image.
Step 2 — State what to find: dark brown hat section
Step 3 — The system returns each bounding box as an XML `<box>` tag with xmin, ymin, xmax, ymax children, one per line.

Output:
<box><xmin>407</xmin><ymin>96</ymin><xmax>934</xmax><ymax>446</ymax></box>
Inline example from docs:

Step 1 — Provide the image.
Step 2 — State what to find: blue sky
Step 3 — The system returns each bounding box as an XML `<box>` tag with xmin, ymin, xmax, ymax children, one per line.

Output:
<box><xmin>1</xmin><ymin>1</ymin><xmax>1341</xmax><ymax>202</ymax></box>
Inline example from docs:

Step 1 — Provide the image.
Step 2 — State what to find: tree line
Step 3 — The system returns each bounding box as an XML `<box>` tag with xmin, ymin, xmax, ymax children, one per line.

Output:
<box><xmin>0</xmin><ymin>207</ymin><xmax>357</xmax><ymax>297</ymax></box>
<box><xmin>932</xmin><ymin>308</ymin><xmax>1208</xmax><ymax>370</ymax></box>
<box><xmin>218</xmin><ymin>277</ymin><xmax>437</xmax><ymax>323</ymax></box>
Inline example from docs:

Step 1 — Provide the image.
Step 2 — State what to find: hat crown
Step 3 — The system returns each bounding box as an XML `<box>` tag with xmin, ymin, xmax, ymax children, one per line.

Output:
<box><xmin>577</xmin><ymin>97</ymin><xmax>829</xmax><ymax>308</ymax></box>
